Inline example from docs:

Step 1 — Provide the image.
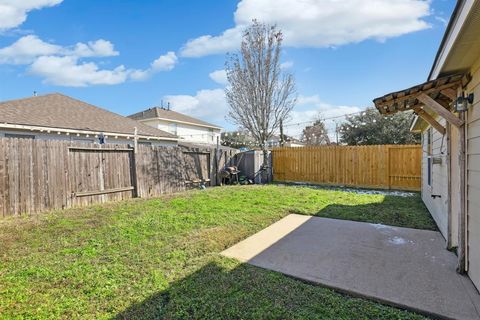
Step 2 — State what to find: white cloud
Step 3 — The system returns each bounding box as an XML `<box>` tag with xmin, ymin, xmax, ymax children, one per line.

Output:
<box><xmin>209</xmin><ymin>69</ymin><xmax>228</xmax><ymax>85</ymax></box>
<box><xmin>151</xmin><ymin>51</ymin><xmax>178</xmax><ymax>71</ymax></box>
<box><xmin>0</xmin><ymin>0</ymin><xmax>63</xmax><ymax>31</ymax></box>
<box><xmin>297</xmin><ymin>94</ymin><xmax>323</xmax><ymax>106</ymax></box>
<box><xmin>129</xmin><ymin>69</ymin><xmax>150</xmax><ymax>81</ymax></box>
<box><xmin>71</xmin><ymin>39</ymin><xmax>119</xmax><ymax>58</ymax></box>
<box><xmin>180</xmin><ymin>0</ymin><xmax>431</xmax><ymax>57</ymax></box>
<box><xmin>130</xmin><ymin>51</ymin><xmax>178</xmax><ymax>81</ymax></box>
<box><xmin>29</xmin><ymin>55</ymin><xmax>128</xmax><ymax>87</ymax></box>
<box><xmin>0</xmin><ymin>34</ymin><xmax>177</xmax><ymax>86</ymax></box>
<box><xmin>0</xmin><ymin>1</ymin><xmax>179</xmax><ymax>87</ymax></box>
<box><xmin>0</xmin><ymin>35</ymin><xmax>61</xmax><ymax>64</ymax></box>
<box><xmin>181</xmin><ymin>27</ymin><xmax>243</xmax><ymax>58</ymax></box>
<box><xmin>0</xmin><ymin>35</ymin><xmax>128</xmax><ymax>87</ymax></box>
<box><xmin>285</xmin><ymin>94</ymin><xmax>363</xmax><ymax>140</ymax></box>
<box><xmin>0</xmin><ymin>35</ymin><xmax>119</xmax><ymax>64</ymax></box>
<box><xmin>164</xmin><ymin>88</ymin><xmax>227</xmax><ymax>122</ymax></box>
<box><xmin>280</xmin><ymin>61</ymin><xmax>294</xmax><ymax>70</ymax></box>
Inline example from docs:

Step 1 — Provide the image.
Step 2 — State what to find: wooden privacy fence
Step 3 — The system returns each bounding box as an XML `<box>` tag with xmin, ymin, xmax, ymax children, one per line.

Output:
<box><xmin>272</xmin><ymin>145</ymin><xmax>422</xmax><ymax>191</ymax></box>
<box><xmin>0</xmin><ymin>138</ymin><xmax>237</xmax><ymax>217</ymax></box>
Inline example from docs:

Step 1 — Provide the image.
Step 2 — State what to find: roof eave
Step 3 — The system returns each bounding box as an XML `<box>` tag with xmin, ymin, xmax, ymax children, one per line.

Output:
<box><xmin>373</xmin><ymin>73</ymin><xmax>467</xmax><ymax>115</ymax></box>
<box><xmin>0</xmin><ymin>123</ymin><xmax>179</xmax><ymax>141</ymax></box>
<box><xmin>428</xmin><ymin>0</ymin><xmax>474</xmax><ymax>80</ymax></box>
<box><xmin>138</xmin><ymin>117</ymin><xmax>223</xmax><ymax>130</ymax></box>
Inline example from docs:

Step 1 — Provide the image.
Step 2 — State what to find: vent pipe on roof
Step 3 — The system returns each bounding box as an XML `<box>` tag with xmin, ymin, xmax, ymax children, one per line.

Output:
<box><xmin>159</xmin><ymin>100</ymin><xmax>168</xmax><ymax>110</ymax></box>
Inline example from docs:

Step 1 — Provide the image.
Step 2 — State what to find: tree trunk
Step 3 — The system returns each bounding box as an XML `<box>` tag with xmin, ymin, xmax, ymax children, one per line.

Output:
<box><xmin>262</xmin><ymin>147</ymin><xmax>270</xmax><ymax>183</ymax></box>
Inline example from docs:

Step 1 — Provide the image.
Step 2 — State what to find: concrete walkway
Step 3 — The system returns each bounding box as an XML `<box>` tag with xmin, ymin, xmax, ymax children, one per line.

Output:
<box><xmin>222</xmin><ymin>214</ymin><xmax>480</xmax><ymax>320</ymax></box>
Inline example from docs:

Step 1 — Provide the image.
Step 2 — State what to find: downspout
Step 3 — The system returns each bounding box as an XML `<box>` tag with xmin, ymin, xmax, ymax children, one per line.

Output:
<box><xmin>447</xmin><ymin>122</ymin><xmax>453</xmax><ymax>249</ymax></box>
<box><xmin>458</xmin><ymin>110</ymin><xmax>466</xmax><ymax>273</ymax></box>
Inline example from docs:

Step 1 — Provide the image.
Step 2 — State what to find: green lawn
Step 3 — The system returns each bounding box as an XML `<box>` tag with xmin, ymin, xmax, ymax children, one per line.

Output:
<box><xmin>0</xmin><ymin>185</ymin><xmax>435</xmax><ymax>319</ymax></box>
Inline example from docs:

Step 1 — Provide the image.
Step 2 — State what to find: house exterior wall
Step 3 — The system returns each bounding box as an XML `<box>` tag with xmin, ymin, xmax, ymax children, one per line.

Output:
<box><xmin>141</xmin><ymin>119</ymin><xmax>221</xmax><ymax>145</ymax></box>
<box><xmin>285</xmin><ymin>142</ymin><xmax>305</xmax><ymax>147</ymax></box>
<box><xmin>449</xmin><ymin>124</ymin><xmax>461</xmax><ymax>248</ymax></box>
<box><xmin>466</xmin><ymin>55</ymin><xmax>480</xmax><ymax>290</ymax></box>
<box><xmin>421</xmin><ymin>117</ymin><xmax>449</xmax><ymax>239</ymax></box>
<box><xmin>267</xmin><ymin>136</ymin><xmax>305</xmax><ymax>148</ymax></box>
<box><xmin>0</xmin><ymin>129</ymin><xmax>177</xmax><ymax>147</ymax></box>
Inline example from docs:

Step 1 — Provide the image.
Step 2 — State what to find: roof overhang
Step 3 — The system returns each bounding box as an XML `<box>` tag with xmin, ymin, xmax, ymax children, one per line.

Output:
<box><xmin>0</xmin><ymin>123</ymin><xmax>179</xmax><ymax>141</ymax></box>
<box><xmin>374</xmin><ymin>0</ymin><xmax>480</xmax><ymax>134</ymax></box>
<box><xmin>373</xmin><ymin>73</ymin><xmax>469</xmax><ymax>115</ymax></box>
<box><xmin>139</xmin><ymin>117</ymin><xmax>223</xmax><ymax>130</ymax></box>
<box><xmin>429</xmin><ymin>0</ymin><xmax>480</xmax><ymax>80</ymax></box>
<box><xmin>373</xmin><ymin>73</ymin><xmax>470</xmax><ymax>134</ymax></box>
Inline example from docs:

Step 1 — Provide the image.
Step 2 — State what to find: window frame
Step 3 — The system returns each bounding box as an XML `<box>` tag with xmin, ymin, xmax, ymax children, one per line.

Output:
<box><xmin>168</xmin><ymin>123</ymin><xmax>178</xmax><ymax>135</ymax></box>
<box><xmin>426</xmin><ymin>127</ymin><xmax>433</xmax><ymax>186</ymax></box>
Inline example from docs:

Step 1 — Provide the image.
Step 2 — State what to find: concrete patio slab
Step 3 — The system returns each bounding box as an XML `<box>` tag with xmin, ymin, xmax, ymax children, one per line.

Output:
<box><xmin>222</xmin><ymin>214</ymin><xmax>480</xmax><ymax>320</ymax></box>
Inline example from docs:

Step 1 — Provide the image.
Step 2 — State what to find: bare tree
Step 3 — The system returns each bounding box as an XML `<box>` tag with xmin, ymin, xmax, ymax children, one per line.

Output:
<box><xmin>225</xmin><ymin>20</ymin><xmax>297</xmax><ymax>182</ymax></box>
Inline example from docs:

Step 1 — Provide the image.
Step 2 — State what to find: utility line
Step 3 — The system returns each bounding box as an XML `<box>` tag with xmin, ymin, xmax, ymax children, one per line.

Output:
<box><xmin>282</xmin><ymin>110</ymin><xmax>368</xmax><ymax>128</ymax></box>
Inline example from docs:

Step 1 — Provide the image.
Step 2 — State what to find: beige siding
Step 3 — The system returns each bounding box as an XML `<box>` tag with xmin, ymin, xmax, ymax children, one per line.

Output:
<box><xmin>421</xmin><ymin>117</ymin><xmax>449</xmax><ymax>238</ymax></box>
<box><xmin>449</xmin><ymin>125</ymin><xmax>461</xmax><ymax>248</ymax></box>
<box><xmin>466</xmin><ymin>56</ymin><xmax>480</xmax><ymax>290</ymax></box>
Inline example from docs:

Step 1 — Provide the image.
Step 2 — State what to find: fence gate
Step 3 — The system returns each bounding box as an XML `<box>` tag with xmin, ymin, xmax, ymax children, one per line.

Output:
<box><xmin>183</xmin><ymin>151</ymin><xmax>211</xmax><ymax>185</ymax></box>
<box><xmin>68</xmin><ymin>146</ymin><xmax>136</xmax><ymax>206</ymax></box>
<box><xmin>387</xmin><ymin>145</ymin><xmax>422</xmax><ymax>191</ymax></box>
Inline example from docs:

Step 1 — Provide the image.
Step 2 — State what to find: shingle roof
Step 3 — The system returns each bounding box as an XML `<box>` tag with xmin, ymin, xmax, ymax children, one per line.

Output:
<box><xmin>128</xmin><ymin>107</ymin><xmax>222</xmax><ymax>129</ymax></box>
<box><xmin>0</xmin><ymin>93</ymin><xmax>177</xmax><ymax>139</ymax></box>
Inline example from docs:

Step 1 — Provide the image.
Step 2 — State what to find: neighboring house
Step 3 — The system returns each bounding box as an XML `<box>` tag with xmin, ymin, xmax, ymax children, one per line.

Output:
<box><xmin>373</xmin><ymin>0</ymin><xmax>480</xmax><ymax>291</ymax></box>
<box><xmin>128</xmin><ymin>107</ymin><xmax>222</xmax><ymax>145</ymax></box>
<box><xmin>0</xmin><ymin>93</ymin><xmax>178</xmax><ymax>146</ymax></box>
<box><xmin>284</xmin><ymin>141</ymin><xmax>305</xmax><ymax>148</ymax></box>
<box><xmin>267</xmin><ymin>135</ymin><xmax>305</xmax><ymax>148</ymax></box>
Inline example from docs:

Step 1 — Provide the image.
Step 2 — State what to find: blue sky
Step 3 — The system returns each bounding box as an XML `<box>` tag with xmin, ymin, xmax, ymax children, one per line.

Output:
<box><xmin>0</xmin><ymin>0</ymin><xmax>454</xmax><ymax>137</ymax></box>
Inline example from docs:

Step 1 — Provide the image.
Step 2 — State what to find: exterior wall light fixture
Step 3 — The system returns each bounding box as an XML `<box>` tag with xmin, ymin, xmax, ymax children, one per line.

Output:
<box><xmin>454</xmin><ymin>93</ymin><xmax>474</xmax><ymax>112</ymax></box>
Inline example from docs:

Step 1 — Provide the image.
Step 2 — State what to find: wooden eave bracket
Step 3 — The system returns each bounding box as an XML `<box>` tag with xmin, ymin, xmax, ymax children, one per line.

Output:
<box><xmin>414</xmin><ymin>107</ymin><xmax>446</xmax><ymax>135</ymax></box>
<box><xmin>440</xmin><ymin>88</ymin><xmax>457</xmax><ymax>101</ymax></box>
<box><xmin>417</xmin><ymin>93</ymin><xmax>464</xmax><ymax>128</ymax></box>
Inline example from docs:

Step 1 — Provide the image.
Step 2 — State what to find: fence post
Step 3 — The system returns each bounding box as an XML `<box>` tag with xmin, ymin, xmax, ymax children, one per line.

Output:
<box><xmin>386</xmin><ymin>145</ymin><xmax>391</xmax><ymax>190</ymax></box>
<box><xmin>214</xmin><ymin>136</ymin><xmax>220</xmax><ymax>186</ymax></box>
<box><xmin>130</xmin><ymin>150</ymin><xmax>139</xmax><ymax>198</ymax></box>
<box><xmin>131</xmin><ymin>127</ymin><xmax>140</xmax><ymax>198</ymax></box>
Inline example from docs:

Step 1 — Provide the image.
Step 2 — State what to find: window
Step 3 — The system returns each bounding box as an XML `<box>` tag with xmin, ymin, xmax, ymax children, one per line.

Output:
<box><xmin>427</xmin><ymin>128</ymin><xmax>433</xmax><ymax>186</ymax></box>
<box><xmin>168</xmin><ymin>123</ymin><xmax>177</xmax><ymax>135</ymax></box>
<box><xmin>5</xmin><ymin>133</ymin><xmax>35</xmax><ymax>140</ymax></box>
<box><xmin>209</xmin><ymin>128</ymin><xmax>214</xmax><ymax>142</ymax></box>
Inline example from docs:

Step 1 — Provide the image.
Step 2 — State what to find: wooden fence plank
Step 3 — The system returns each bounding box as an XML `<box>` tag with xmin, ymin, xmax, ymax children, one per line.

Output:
<box><xmin>272</xmin><ymin>145</ymin><xmax>421</xmax><ymax>191</ymax></box>
<box><xmin>0</xmin><ymin>138</ymin><xmax>237</xmax><ymax>217</ymax></box>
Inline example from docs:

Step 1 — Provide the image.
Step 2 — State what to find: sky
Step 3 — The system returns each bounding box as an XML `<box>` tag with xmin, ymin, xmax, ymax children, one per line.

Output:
<box><xmin>0</xmin><ymin>0</ymin><xmax>455</xmax><ymax>139</ymax></box>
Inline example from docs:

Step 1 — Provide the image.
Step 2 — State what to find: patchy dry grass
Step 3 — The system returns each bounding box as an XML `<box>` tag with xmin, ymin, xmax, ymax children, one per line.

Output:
<box><xmin>0</xmin><ymin>185</ymin><xmax>432</xmax><ymax>319</ymax></box>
